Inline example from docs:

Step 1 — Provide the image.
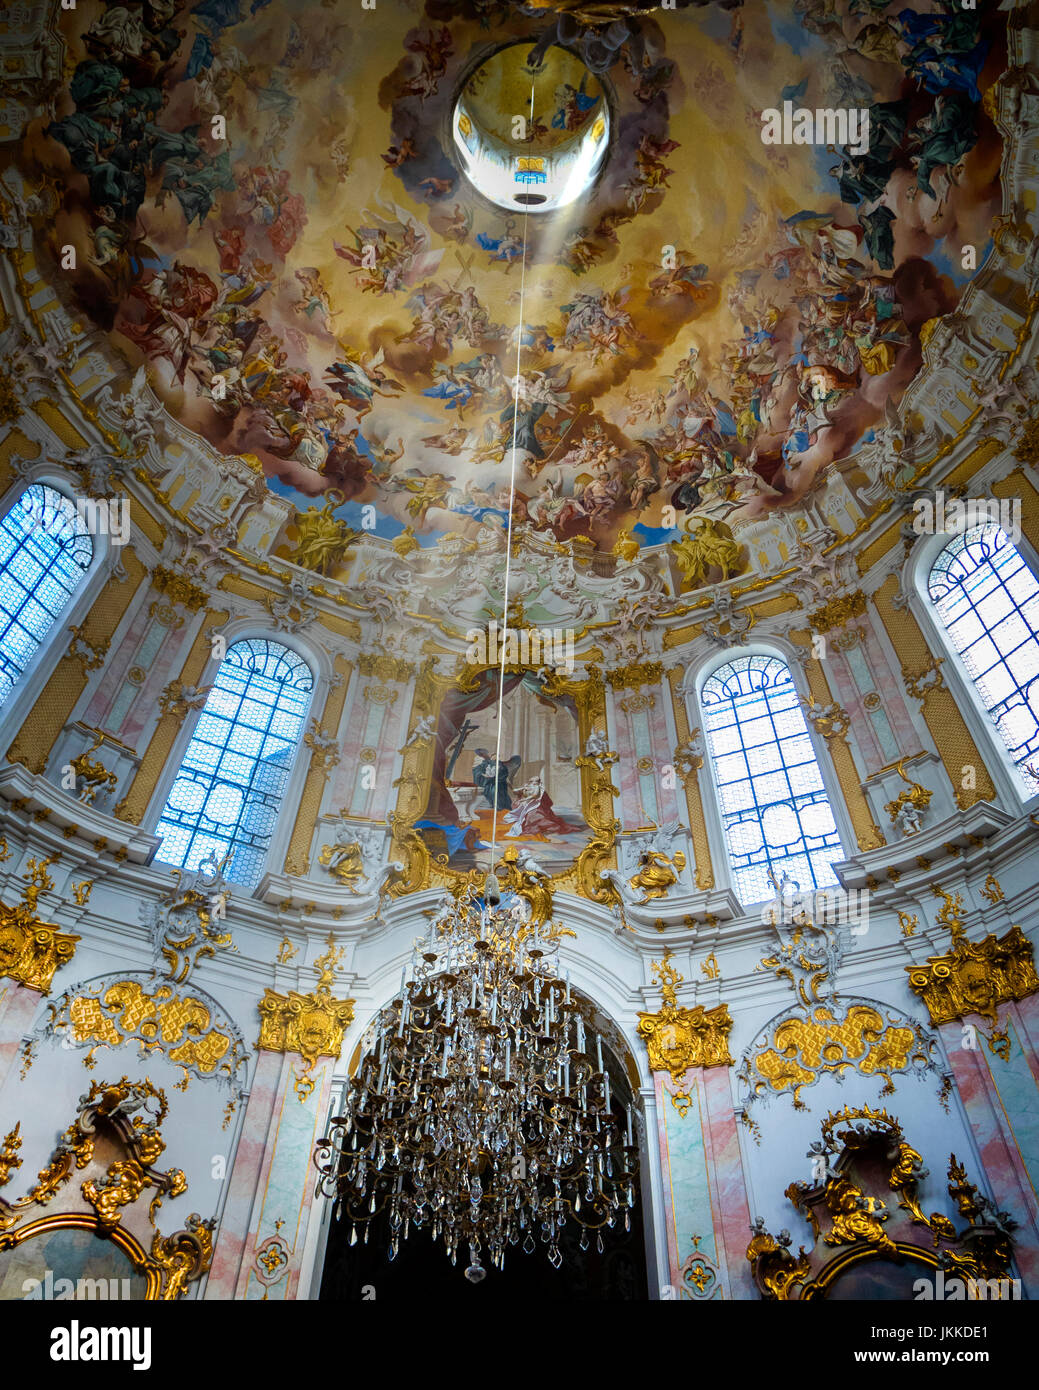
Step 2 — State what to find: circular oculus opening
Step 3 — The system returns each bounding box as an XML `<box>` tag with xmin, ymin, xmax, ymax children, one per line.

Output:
<box><xmin>452</xmin><ymin>43</ymin><xmax>609</xmax><ymax>214</ymax></box>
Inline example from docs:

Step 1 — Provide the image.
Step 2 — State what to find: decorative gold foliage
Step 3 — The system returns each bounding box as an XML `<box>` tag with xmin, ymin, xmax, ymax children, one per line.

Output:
<box><xmin>258</xmin><ymin>937</ymin><xmax>355</xmax><ymax>1101</ymax></box>
<box><xmin>637</xmin><ymin>951</ymin><xmax>733</xmax><ymax>1115</ymax></box>
<box><xmin>749</xmin><ymin>1105</ymin><xmax>1016</xmax><ymax>1299</ymax></box>
<box><xmin>0</xmin><ymin>857</ymin><xmax>79</xmax><ymax>993</ymax></box>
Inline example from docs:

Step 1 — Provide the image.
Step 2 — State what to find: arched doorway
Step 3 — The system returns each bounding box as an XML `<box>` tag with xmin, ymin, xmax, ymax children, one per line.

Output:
<box><xmin>317</xmin><ymin>995</ymin><xmax>650</xmax><ymax>1301</ymax></box>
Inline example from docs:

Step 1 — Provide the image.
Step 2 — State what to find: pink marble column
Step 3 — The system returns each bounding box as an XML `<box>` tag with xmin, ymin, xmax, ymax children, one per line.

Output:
<box><xmin>941</xmin><ymin>1020</ymin><xmax>1039</xmax><ymax>1290</ymax></box>
<box><xmin>230</xmin><ymin>1052</ymin><xmax>334</xmax><ymax>1301</ymax></box>
<box><xmin>205</xmin><ymin>1048</ymin><xmax>284</xmax><ymax>1299</ymax></box>
<box><xmin>1009</xmin><ymin>995</ymin><xmax>1039</xmax><ymax>1092</ymax></box>
<box><xmin>652</xmin><ymin>1066</ymin><xmax>755</xmax><ymax>1299</ymax></box>
<box><xmin>700</xmin><ymin>1065</ymin><xmax>755</xmax><ymax>1299</ymax></box>
<box><xmin>0</xmin><ymin>982</ymin><xmax>42</xmax><ymax>1093</ymax></box>
<box><xmin>652</xmin><ymin>1071</ymin><xmax>682</xmax><ymax>1286</ymax></box>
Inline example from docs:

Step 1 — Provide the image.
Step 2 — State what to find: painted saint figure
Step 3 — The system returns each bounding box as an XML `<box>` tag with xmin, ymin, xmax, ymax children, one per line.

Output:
<box><xmin>471</xmin><ymin>749</ymin><xmax>521</xmax><ymax>811</ymax></box>
<box><xmin>503</xmin><ymin>775</ymin><xmax>572</xmax><ymax>838</ymax></box>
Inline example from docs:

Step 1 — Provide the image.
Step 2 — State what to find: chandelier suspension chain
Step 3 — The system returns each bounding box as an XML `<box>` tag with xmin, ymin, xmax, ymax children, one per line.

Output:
<box><xmin>488</xmin><ymin>78</ymin><xmax>536</xmax><ymax>878</ymax></box>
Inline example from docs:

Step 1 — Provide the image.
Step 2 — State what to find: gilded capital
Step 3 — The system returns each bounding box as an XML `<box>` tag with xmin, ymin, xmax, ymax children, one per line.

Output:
<box><xmin>0</xmin><ymin>858</ymin><xmax>79</xmax><ymax>993</ymax></box>
<box><xmin>258</xmin><ymin>977</ymin><xmax>355</xmax><ymax>1102</ymax></box>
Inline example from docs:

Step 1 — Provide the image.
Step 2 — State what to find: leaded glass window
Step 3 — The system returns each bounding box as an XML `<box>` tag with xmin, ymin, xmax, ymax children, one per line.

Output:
<box><xmin>700</xmin><ymin>654</ymin><xmax>842</xmax><ymax>903</ymax></box>
<box><xmin>927</xmin><ymin>524</ymin><xmax>1039</xmax><ymax>792</ymax></box>
<box><xmin>0</xmin><ymin>484</ymin><xmax>93</xmax><ymax>708</ymax></box>
<box><xmin>155</xmin><ymin>638</ymin><xmax>314</xmax><ymax>888</ymax></box>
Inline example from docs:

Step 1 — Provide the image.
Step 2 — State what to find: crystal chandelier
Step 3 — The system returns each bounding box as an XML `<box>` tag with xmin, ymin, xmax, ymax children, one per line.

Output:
<box><xmin>314</xmin><ymin>873</ymin><xmax>638</xmax><ymax>1282</ymax></box>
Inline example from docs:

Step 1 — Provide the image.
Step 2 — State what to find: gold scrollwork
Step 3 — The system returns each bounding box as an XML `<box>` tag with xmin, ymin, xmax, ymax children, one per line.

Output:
<box><xmin>67</xmin><ymin>624</ymin><xmax>111</xmax><ymax>672</ymax></box>
<box><xmin>257</xmin><ymin>938</ymin><xmax>355</xmax><ymax>1102</ymax></box>
<box><xmin>158</xmin><ymin>681</ymin><xmax>211</xmax><ymax>721</ymax></box>
<box><xmin>907</xmin><ymin>926</ymin><xmax>1038</xmax><ymax>1030</ymax></box>
<box><xmin>0</xmin><ymin>1077</ymin><xmax>214</xmax><ymax>1300</ymax></box>
<box><xmin>0</xmin><ymin>857</ymin><xmax>79</xmax><ymax>993</ymax></box>
<box><xmin>150</xmin><ymin>566</ymin><xmax>209</xmax><ymax>612</ymax></box>
<box><xmin>387</xmin><ymin>660</ymin><xmax>620</xmax><ymax>904</ymax></box>
<box><xmin>67</xmin><ymin>730</ymin><xmax>118</xmax><ymax>805</ymax></box>
<box><xmin>637</xmin><ymin>951</ymin><xmax>733</xmax><ymax>1114</ymax></box>
<box><xmin>747</xmin><ymin>1005</ymin><xmax>924</xmax><ymax>1110</ymax></box>
<box><xmin>606</xmin><ymin>661</ymin><xmax>664</xmax><ymax>692</ymax></box>
<box><xmin>902</xmin><ymin>655</ymin><xmax>946</xmax><ymax>703</ymax></box>
<box><xmin>749</xmin><ymin>1105</ymin><xmax>1015</xmax><ymax>1298</ymax></box>
<box><xmin>807</xmin><ymin>590</ymin><xmax>867</xmax><ymax>633</ymax></box>
<box><xmin>358</xmin><ymin>652</ymin><xmax>415</xmax><ymax>683</ymax></box>
<box><xmin>618</xmin><ymin>691</ymin><xmax>655</xmax><ymax>714</ymax></box>
<box><xmin>884</xmin><ymin>757</ymin><xmax>933</xmax><ymax>830</ymax></box>
<box><xmin>0</xmin><ymin>1125</ymin><xmax>22</xmax><ymax>1189</ymax></box>
<box><xmin>32</xmin><ymin>975</ymin><xmax>248</xmax><ymax>1122</ymax></box>
<box><xmin>628</xmin><ymin>849</ymin><xmax>686</xmax><ymax>901</ymax></box>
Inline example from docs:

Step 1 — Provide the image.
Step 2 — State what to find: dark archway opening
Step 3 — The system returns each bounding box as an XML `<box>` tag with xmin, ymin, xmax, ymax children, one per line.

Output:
<box><xmin>318</xmin><ymin>1145</ymin><xmax>648</xmax><ymax>1302</ymax></box>
<box><xmin>318</xmin><ymin>1028</ymin><xmax>649</xmax><ymax>1301</ymax></box>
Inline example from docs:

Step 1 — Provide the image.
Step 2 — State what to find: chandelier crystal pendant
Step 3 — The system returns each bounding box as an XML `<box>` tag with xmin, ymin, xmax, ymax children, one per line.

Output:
<box><xmin>314</xmin><ymin>878</ymin><xmax>638</xmax><ymax>1282</ymax></box>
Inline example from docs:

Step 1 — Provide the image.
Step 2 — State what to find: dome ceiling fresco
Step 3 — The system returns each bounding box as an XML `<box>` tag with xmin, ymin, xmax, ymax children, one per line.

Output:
<box><xmin>20</xmin><ymin>0</ymin><xmax>1008</xmax><ymax>560</ymax></box>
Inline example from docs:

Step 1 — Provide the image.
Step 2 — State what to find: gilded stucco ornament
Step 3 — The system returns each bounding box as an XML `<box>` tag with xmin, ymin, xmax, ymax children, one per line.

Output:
<box><xmin>902</xmin><ymin>654</ymin><xmax>946</xmax><ymax>703</ymax></box>
<box><xmin>906</xmin><ymin>882</ymin><xmax>1039</xmax><ymax>1052</ymax></box>
<box><xmin>800</xmin><ymin>695</ymin><xmax>850</xmax><ymax>741</ymax></box>
<box><xmin>150</xmin><ymin>565</ymin><xmax>209</xmax><ymax>612</ymax></box>
<box><xmin>0</xmin><ymin>1077</ymin><xmax>214</xmax><ymax>1300</ymax></box>
<box><xmin>303</xmin><ymin>719</ymin><xmax>341</xmax><ymax>778</ymax></box>
<box><xmin>807</xmin><ymin>589</ymin><xmax>867</xmax><ymax>633</ymax></box>
<box><xmin>257</xmin><ymin>936</ymin><xmax>356</xmax><ymax>1101</ymax></box>
<box><xmin>67</xmin><ymin>623</ymin><xmax>111</xmax><ymax>672</ymax></box>
<box><xmin>603</xmin><ymin>820</ymin><xmax>686</xmax><ymax>906</ymax></box>
<box><xmin>0</xmin><ymin>368</ymin><xmax>20</xmax><ymax>424</ymax></box>
<box><xmin>748</xmin><ymin>1105</ymin><xmax>1016</xmax><ymax>1299</ymax></box>
<box><xmin>358</xmin><ymin>651</ymin><xmax>415</xmax><ymax>683</ymax></box>
<box><xmin>739</xmin><ymin>896</ymin><xmax>945</xmax><ymax>1118</ymax></box>
<box><xmin>158</xmin><ymin>680</ymin><xmax>211</xmax><ymax>721</ymax></box>
<box><xmin>0</xmin><ymin>856</ymin><xmax>79</xmax><ymax>994</ymax></box>
<box><xmin>140</xmin><ymin>853</ymin><xmax>234</xmax><ymax>984</ymax></box>
<box><xmin>318</xmin><ymin>837</ymin><xmax>366</xmax><ymax>887</ymax></box>
<box><xmin>497</xmin><ymin>844</ymin><xmax>556</xmax><ymax>930</ymax></box>
<box><xmin>265</xmin><ymin>572</ymin><xmax>319</xmax><ymax>633</ymax></box>
<box><xmin>884</xmin><ymin>758</ymin><xmax>933</xmax><ymax>836</ymax></box>
<box><xmin>628</xmin><ymin>848</ymin><xmax>686</xmax><ymax>901</ymax></box>
<box><xmin>678</xmin><ymin>1234</ymin><xmax>721</xmax><ymax>1300</ymax></box>
<box><xmin>605</xmin><ymin>660</ymin><xmax>664</xmax><ymax>692</ymax></box>
<box><xmin>26</xmin><ymin>973</ymin><xmax>248</xmax><ymax>1126</ymax></box>
<box><xmin>317</xmin><ymin>817</ymin><xmax>404</xmax><ymax>896</ymax></box>
<box><xmin>254</xmin><ymin>1221</ymin><xmax>291</xmax><ymax>1297</ymax></box>
<box><xmin>67</xmin><ymin>730</ymin><xmax>118</xmax><ymax>806</ymax></box>
<box><xmin>287</xmin><ymin>491</ymin><xmax>361</xmax><ymax>575</ymax></box>
<box><xmin>1012</xmin><ymin>412</ymin><xmax>1039</xmax><ymax>465</ymax></box>
<box><xmin>0</xmin><ymin>1125</ymin><xmax>22</xmax><ymax>1189</ymax></box>
<box><xmin>636</xmin><ymin>950</ymin><xmax>733</xmax><ymax>1115</ymax></box>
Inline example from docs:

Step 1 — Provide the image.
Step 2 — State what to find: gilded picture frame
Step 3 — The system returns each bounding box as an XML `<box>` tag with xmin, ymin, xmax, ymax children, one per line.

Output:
<box><xmin>387</xmin><ymin>654</ymin><xmax>620</xmax><ymax>901</ymax></box>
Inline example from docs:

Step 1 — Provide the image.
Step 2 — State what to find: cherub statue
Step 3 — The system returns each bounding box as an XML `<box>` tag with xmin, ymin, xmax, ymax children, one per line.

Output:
<box><xmin>627</xmin><ymin>820</ymin><xmax>686</xmax><ymax>902</ymax></box>
<box><xmin>400</xmin><ymin>714</ymin><xmax>436</xmax><ymax>750</ymax></box>
<box><xmin>584</xmin><ymin>727</ymin><xmax>612</xmax><ymax>764</ymax></box>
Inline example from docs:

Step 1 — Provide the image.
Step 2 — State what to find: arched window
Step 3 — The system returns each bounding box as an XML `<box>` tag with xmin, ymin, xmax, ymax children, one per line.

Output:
<box><xmin>154</xmin><ymin>638</ymin><xmax>314</xmax><ymax>888</ymax></box>
<box><xmin>0</xmin><ymin>483</ymin><xmax>93</xmax><ymax>709</ymax></box>
<box><xmin>927</xmin><ymin>524</ymin><xmax>1039</xmax><ymax>792</ymax></box>
<box><xmin>700</xmin><ymin>654</ymin><xmax>842</xmax><ymax>903</ymax></box>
